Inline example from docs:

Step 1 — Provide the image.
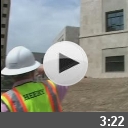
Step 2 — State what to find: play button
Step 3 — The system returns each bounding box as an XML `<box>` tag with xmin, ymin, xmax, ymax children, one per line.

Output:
<box><xmin>43</xmin><ymin>41</ymin><xmax>88</xmax><ymax>86</ymax></box>
<box><xmin>59</xmin><ymin>53</ymin><xmax>79</xmax><ymax>73</ymax></box>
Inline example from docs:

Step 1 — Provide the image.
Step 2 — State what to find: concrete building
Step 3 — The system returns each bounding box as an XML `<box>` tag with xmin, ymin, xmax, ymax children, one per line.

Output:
<box><xmin>1</xmin><ymin>0</ymin><xmax>11</xmax><ymax>69</ymax></box>
<box><xmin>32</xmin><ymin>52</ymin><xmax>45</xmax><ymax>64</ymax></box>
<box><xmin>80</xmin><ymin>0</ymin><xmax>128</xmax><ymax>78</ymax></box>
<box><xmin>53</xmin><ymin>26</ymin><xmax>79</xmax><ymax>44</ymax></box>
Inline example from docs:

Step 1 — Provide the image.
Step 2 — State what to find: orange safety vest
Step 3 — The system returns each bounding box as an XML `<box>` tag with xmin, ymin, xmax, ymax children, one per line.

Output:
<box><xmin>1</xmin><ymin>80</ymin><xmax>62</xmax><ymax>112</ymax></box>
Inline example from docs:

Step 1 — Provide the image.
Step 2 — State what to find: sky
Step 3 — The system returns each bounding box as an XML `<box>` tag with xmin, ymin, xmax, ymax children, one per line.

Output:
<box><xmin>7</xmin><ymin>0</ymin><xmax>80</xmax><ymax>54</ymax></box>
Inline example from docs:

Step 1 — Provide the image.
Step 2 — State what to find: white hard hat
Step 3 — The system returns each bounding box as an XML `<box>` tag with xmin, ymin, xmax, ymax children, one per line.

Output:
<box><xmin>1</xmin><ymin>46</ymin><xmax>41</xmax><ymax>75</ymax></box>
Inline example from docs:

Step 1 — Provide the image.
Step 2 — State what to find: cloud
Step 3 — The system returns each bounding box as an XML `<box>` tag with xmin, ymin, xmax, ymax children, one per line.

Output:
<box><xmin>7</xmin><ymin>0</ymin><xmax>80</xmax><ymax>54</ymax></box>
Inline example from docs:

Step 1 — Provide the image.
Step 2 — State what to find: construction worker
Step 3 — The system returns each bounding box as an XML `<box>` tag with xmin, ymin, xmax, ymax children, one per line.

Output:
<box><xmin>1</xmin><ymin>46</ymin><xmax>68</xmax><ymax>112</ymax></box>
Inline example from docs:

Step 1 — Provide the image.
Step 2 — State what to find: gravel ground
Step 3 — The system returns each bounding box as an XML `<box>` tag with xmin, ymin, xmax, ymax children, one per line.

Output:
<box><xmin>62</xmin><ymin>77</ymin><xmax>128</xmax><ymax>112</ymax></box>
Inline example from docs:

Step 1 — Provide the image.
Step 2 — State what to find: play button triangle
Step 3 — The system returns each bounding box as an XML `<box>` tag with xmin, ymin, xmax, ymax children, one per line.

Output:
<box><xmin>59</xmin><ymin>53</ymin><xmax>79</xmax><ymax>73</ymax></box>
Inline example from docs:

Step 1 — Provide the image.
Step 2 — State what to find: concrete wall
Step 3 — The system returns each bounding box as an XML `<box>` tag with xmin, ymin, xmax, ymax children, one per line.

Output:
<box><xmin>80</xmin><ymin>0</ymin><xmax>128</xmax><ymax>37</ymax></box>
<box><xmin>80</xmin><ymin>32</ymin><xmax>128</xmax><ymax>78</ymax></box>
<box><xmin>32</xmin><ymin>52</ymin><xmax>45</xmax><ymax>64</ymax></box>
<box><xmin>53</xmin><ymin>26</ymin><xmax>79</xmax><ymax>44</ymax></box>
<box><xmin>80</xmin><ymin>0</ymin><xmax>128</xmax><ymax>78</ymax></box>
<box><xmin>80</xmin><ymin>0</ymin><xmax>102</xmax><ymax>37</ymax></box>
<box><xmin>53</xmin><ymin>28</ymin><xmax>66</xmax><ymax>43</ymax></box>
<box><xmin>66</xmin><ymin>26</ymin><xmax>79</xmax><ymax>44</ymax></box>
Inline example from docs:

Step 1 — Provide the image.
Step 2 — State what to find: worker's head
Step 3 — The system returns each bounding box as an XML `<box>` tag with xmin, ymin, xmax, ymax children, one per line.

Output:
<box><xmin>1</xmin><ymin>46</ymin><xmax>41</xmax><ymax>81</ymax></box>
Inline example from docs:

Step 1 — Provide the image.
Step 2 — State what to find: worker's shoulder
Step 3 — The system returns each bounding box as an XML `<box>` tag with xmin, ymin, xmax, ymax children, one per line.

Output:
<box><xmin>1</xmin><ymin>89</ymin><xmax>13</xmax><ymax>97</ymax></box>
<box><xmin>41</xmin><ymin>79</ymin><xmax>57</xmax><ymax>86</ymax></box>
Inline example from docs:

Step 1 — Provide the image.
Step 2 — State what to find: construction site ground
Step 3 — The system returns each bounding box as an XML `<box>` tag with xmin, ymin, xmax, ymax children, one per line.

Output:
<box><xmin>62</xmin><ymin>77</ymin><xmax>128</xmax><ymax>112</ymax></box>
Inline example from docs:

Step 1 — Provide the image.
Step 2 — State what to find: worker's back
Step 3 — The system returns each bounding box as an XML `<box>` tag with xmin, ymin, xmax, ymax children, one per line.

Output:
<box><xmin>1</xmin><ymin>46</ymin><xmax>65</xmax><ymax>112</ymax></box>
<box><xmin>1</xmin><ymin>81</ymin><xmax>62</xmax><ymax>112</ymax></box>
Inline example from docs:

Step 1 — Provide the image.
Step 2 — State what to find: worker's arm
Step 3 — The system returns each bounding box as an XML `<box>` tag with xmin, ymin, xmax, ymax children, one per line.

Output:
<box><xmin>37</xmin><ymin>64</ymin><xmax>68</xmax><ymax>102</ymax></box>
<box><xmin>1</xmin><ymin>102</ymin><xmax>9</xmax><ymax>112</ymax></box>
<box><xmin>56</xmin><ymin>85</ymin><xmax>68</xmax><ymax>102</ymax></box>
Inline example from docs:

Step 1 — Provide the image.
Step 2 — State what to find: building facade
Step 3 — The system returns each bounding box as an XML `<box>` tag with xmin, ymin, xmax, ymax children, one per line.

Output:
<box><xmin>32</xmin><ymin>52</ymin><xmax>45</xmax><ymax>64</ymax></box>
<box><xmin>80</xmin><ymin>0</ymin><xmax>128</xmax><ymax>78</ymax></box>
<box><xmin>53</xmin><ymin>26</ymin><xmax>79</xmax><ymax>44</ymax></box>
<box><xmin>1</xmin><ymin>0</ymin><xmax>11</xmax><ymax>69</ymax></box>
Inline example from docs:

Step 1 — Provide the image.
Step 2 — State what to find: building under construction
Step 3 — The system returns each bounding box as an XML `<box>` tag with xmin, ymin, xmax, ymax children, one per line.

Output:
<box><xmin>1</xmin><ymin>0</ymin><xmax>11</xmax><ymax>69</ymax></box>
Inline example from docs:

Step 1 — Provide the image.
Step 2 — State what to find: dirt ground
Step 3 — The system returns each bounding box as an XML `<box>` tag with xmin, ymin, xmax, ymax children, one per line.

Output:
<box><xmin>62</xmin><ymin>77</ymin><xmax>128</xmax><ymax>112</ymax></box>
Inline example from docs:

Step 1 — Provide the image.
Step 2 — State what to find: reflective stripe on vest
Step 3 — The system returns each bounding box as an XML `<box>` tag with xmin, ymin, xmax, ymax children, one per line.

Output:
<box><xmin>1</xmin><ymin>89</ymin><xmax>28</xmax><ymax>112</ymax></box>
<box><xmin>13</xmin><ymin>88</ymin><xmax>28</xmax><ymax>112</ymax></box>
<box><xmin>42</xmin><ymin>80</ymin><xmax>62</xmax><ymax>112</ymax></box>
<box><xmin>47</xmin><ymin>80</ymin><xmax>62</xmax><ymax>112</ymax></box>
<box><xmin>1</xmin><ymin>80</ymin><xmax>62</xmax><ymax>112</ymax></box>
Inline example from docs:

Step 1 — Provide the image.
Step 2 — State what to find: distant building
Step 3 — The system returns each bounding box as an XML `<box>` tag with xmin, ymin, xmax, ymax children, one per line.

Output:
<box><xmin>32</xmin><ymin>52</ymin><xmax>45</xmax><ymax>64</ymax></box>
<box><xmin>80</xmin><ymin>0</ymin><xmax>128</xmax><ymax>78</ymax></box>
<box><xmin>1</xmin><ymin>0</ymin><xmax>11</xmax><ymax>69</ymax></box>
<box><xmin>53</xmin><ymin>26</ymin><xmax>79</xmax><ymax>44</ymax></box>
